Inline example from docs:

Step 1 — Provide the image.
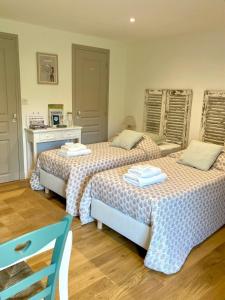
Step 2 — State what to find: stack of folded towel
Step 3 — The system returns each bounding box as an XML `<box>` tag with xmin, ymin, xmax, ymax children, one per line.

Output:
<box><xmin>123</xmin><ymin>164</ymin><xmax>167</xmax><ymax>187</ymax></box>
<box><xmin>59</xmin><ymin>142</ymin><xmax>91</xmax><ymax>157</ymax></box>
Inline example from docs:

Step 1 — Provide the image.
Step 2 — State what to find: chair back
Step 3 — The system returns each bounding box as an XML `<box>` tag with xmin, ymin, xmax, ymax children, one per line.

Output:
<box><xmin>0</xmin><ymin>214</ymin><xmax>73</xmax><ymax>300</ymax></box>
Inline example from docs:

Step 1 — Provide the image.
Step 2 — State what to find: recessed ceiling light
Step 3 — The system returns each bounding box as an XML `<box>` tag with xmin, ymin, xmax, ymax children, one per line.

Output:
<box><xmin>130</xmin><ymin>17</ymin><xmax>136</xmax><ymax>23</ymax></box>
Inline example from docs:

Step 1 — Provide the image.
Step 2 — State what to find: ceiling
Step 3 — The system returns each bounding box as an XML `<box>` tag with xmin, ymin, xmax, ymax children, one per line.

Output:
<box><xmin>0</xmin><ymin>0</ymin><xmax>224</xmax><ymax>41</ymax></box>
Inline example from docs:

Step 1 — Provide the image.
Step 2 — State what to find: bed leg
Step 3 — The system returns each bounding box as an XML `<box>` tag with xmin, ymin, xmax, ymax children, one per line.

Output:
<box><xmin>45</xmin><ymin>187</ymin><xmax>50</xmax><ymax>194</ymax></box>
<box><xmin>97</xmin><ymin>220</ymin><xmax>103</xmax><ymax>230</ymax></box>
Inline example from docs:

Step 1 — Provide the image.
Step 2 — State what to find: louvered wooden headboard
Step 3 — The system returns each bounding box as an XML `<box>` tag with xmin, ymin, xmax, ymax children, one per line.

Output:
<box><xmin>201</xmin><ymin>90</ymin><xmax>225</xmax><ymax>145</ymax></box>
<box><xmin>144</xmin><ymin>89</ymin><xmax>193</xmax><ymax>148</ymax></box>
<box><xmin>164</xmin><ymin>90</ymin><xmax>192</xmax><ymax>147</ymax></box>
<box><xmin>144</xmin><ymin>89</ymin><xmax>166</xmax><ymax>136</ymax></box>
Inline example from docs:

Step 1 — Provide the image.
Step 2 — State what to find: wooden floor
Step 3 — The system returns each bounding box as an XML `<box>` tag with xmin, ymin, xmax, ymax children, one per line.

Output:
<box><xmin>1</xmin><ymin>181</ymin><xmax>225</xmax><ymax>300</ymax></box>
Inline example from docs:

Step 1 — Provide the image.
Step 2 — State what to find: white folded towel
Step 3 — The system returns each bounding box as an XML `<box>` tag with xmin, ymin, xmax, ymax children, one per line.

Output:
<box><xmin>61</xmin><ymin>143</ymin><xmax>87</xmax><ymax>152</ymax></box>
<box><xmin>123</xmin><ymin>172</ymin><xmax>167</xmax><ymax>188</ymax></box>
<box><xmin>65</xmin><ymin>142</ymin><xmax>86</xmax><ymax>148</ymax></box>
<box><xmin>128</xmin><ymin>165</ymin><xmax>162</xmax><ymax>178</ymax></box>
<box><xmin>59</xmin><ymin>148</ymin><xmax>91</xmax><ymax>157</ymax></box>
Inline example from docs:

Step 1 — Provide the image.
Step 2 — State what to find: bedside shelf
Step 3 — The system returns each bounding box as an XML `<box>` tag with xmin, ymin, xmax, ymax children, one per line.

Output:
<box><xmin>159</xmin><ymin>142</ymin><xmax>181</xmax><ymax>157</ymax></box>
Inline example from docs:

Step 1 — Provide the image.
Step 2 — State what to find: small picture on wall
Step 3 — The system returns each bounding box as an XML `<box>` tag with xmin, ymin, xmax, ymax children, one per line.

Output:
<box><xmin>37</xmin><ymin>52</ymin><xmax>58</xmax><ymax>84</ymax></box>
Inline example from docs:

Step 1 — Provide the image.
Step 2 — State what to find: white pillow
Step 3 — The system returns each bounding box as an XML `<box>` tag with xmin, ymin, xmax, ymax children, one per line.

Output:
<box><xmin>111</xmin><ymin>130</ymin><xmax>143</xmax><ymax>150</ymax></box>
<box><xmin>178</xmin><ymin>140</ymin><xmax>223</xmax><ymax>171</ymax></box>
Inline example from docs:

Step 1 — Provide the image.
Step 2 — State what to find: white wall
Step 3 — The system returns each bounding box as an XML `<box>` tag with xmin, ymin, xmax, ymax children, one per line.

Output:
<box><xmin>125</xmin><ymin>30</ymin><xmax>225</xmax><ymax>141</ymax></box>
<box><xmin>1</xmin><ymin>17</ymin><xmax>224</xmax><ymax>178</ymax></box>
<box><xmin>0</xmin><ymin>18</ymin><xmax>127</xmax><ymax>176</ymax></box>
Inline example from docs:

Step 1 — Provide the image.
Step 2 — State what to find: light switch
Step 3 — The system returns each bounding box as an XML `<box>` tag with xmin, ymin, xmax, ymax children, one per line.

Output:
<box><xmin>22</xmin><ymin>98</ymin><xmax>29</xmax><ymax>105</ymax></box>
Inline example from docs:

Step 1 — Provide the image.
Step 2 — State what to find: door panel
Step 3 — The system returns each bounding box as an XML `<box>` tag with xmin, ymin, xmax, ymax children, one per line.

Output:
<box><xmin>0</xmin><ymin>141</ymin><xmax>9</xmax><ymax>174</ymax></box>
<box><xmin>72</xmin><ymin>45</ymin><xmax>109</xmax><ymax>144</ymax></box>
<box><xmin>0</xmin><ymin>49</ymin><xmax>8</xmax><ymax>115</ymax></box>
<box><xmin>0</xmin><ymin>35</ymin><xmax>20</xmax><ymax>183</ymax></box>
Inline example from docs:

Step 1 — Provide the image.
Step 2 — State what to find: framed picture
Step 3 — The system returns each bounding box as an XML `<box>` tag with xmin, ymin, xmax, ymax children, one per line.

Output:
<box><xmin>48</xmin><ymin>104</ymin><xmax>64</xmax><ymax>127</ymax></box>
<box><xmin>37</xmin><ymin>52</ymin><xmax>58</xmax><ymax>84</ymax></box>
<box><xmin>52</xmin><ymin>114</ymin><xmax>60</xmax><ymax>126</ymax></box>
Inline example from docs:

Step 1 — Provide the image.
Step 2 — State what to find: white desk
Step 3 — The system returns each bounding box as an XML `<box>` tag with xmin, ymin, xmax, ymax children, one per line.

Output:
<box><xmin>25</xmin><ymin>127</ymin><xmax>82</xmax><ymax>175</ymax></box>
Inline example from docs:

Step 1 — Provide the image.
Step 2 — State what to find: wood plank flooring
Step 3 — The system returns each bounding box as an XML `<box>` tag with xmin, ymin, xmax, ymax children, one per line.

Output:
<box><xmin>0</xmin><ymin>181</ymin><xmax>225</xmax><ymax>299</ymax></box>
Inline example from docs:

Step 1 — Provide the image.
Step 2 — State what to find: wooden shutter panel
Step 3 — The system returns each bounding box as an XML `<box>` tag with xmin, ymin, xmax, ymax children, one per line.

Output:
<box><xmin>144</xmin><ymin>89</ymin><xmax>166</xmax><ymax>135</ymax></box>
<box><xmin>201</xmin><ymin>90</ymin><xmax>225</xmax><ymax>145</ymax></box>
<box><xmin>163</xmin><ymin>89</ymin><xmax>192</xmax><ymax>148</ymax></box>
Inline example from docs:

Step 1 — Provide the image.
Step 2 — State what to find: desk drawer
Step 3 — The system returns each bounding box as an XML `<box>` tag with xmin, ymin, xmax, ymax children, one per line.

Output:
<box><xmin>38</xmin><ymin>132</ymin><xmax>57</xmax><ymax>141</ymax></box>
<box><xmin>63</xmin><ymin>130</ymin><xmax>80</xmax><ymax>139</ymax></box>
<box><xmin>38</xmin><ymin>130</ymin><xmax>80</xmax><ymax>142</ymax></box>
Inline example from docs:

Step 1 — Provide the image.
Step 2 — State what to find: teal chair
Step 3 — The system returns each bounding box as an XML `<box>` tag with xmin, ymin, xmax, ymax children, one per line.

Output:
<box><xmin>0</xmin><ymin>215</ymin><xmax>73</xmax><ymax>300</ymax></box>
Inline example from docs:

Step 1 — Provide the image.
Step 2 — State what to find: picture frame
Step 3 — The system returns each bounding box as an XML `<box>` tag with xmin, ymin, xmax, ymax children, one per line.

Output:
<box><xmin>48</xmin><ymin>104</ymin><xmax>64</xmax><ymax>127</ymax></box>
<box><xmin>37</xmin><ymin>52</ymin><xmax>58</xmax><ymax>84</ymax></box>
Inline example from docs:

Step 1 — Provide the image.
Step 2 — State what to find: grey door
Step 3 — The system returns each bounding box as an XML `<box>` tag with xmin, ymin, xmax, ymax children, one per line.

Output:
<box><xmin>72</xmin><ymin>44</ymin><xmax>109</xmax><ymax>144</ymax></box>
<box><xmin>0</xmin><ymin>33</ymin><xmax>22</xmax><ymax>183</ymax></box>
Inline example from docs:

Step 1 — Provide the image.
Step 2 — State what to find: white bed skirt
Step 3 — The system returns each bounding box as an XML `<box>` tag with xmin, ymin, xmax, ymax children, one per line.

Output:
<box><xmin>40</xmin><ymin>168</ymin><xmax>67</xmax><ymax>198</ymax></box>
<box><xmin>91</xmin><ymin>198</ymin><xmax>151</xmax><ymax>250</ymax></box>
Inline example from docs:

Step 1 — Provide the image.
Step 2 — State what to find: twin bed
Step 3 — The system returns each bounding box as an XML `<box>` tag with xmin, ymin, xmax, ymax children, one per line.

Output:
<box><xmin>31</xmin><ymin>133</ymin><xmax>225</xmax><ymax>274</ymax></box>
<box><xmin>79</xmin><ymin>151</ymin><xmax>225</xmax><ymax>274</ymax></box>
<box><xmin>31</xmin><ymin>136</ymin><xmax>162</xmax><ymax>216</ymax></box>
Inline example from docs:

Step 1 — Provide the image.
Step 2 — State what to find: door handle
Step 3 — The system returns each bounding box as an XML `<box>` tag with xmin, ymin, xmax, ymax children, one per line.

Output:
<box><xmin>12</xmin><ymin>113</ymin><xmax>17</xmax><ymax>123</ymax></box>
<box><xmin>76</xmin><ymin>111</ymin><xmax>81</xmax><ymax>118</ymax></box>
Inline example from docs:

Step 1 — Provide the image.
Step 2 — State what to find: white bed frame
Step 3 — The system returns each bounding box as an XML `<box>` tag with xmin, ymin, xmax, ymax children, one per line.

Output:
<box><xmin>40</xmin><ymin>169</ymin><xmax>151</xmax><ymax>250</ymax></box>
<box><xmin>39</xmin><ymin>143</ymin><xmax>181</xmax><ymax>199</ymax></box>
<box><xmin>40</xmin><ymin>169</ymin><xmax>151</xmax><ymax>249</ymax></box>
<box><xmin>40</xmin><ymin>169</ymin><xmax>66</xmax><ymax>197</ymax></box>
<box><xmin>40</xmin><ymin>166</ymin><xmax>151</xmax><ymax>249</ymax></box>
<box><xmin>91</xmin><ymin>198</ymin><xmax>151</xmax><ymax>250</ymax></box>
